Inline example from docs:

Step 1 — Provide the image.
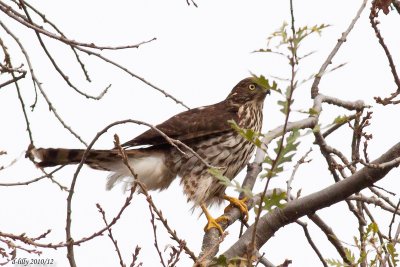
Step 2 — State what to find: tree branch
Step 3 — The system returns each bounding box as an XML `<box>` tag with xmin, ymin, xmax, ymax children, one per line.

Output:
<box><xmin>223</xmin><ymin>141</ymin><xmax>400</xmax><ymax>259</ymax></box>
<box><xmin>311</xmin><ymin>0</ymin><xmax>368</xmax><ymax>98</ymax></box>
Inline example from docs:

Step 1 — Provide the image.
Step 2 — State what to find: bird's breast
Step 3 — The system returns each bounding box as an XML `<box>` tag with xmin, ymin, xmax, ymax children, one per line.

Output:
<box><xmin>238</xmin><ymin>102</ymin><xmax>263</xmax><ymax>133</ymax></box>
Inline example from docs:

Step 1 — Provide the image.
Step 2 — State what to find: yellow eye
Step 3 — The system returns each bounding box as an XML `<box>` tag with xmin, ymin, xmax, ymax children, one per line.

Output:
<box><xmin>248</xmin><ymin>84</ymin><xmax>256</xmax><ymax>91</ymax></box>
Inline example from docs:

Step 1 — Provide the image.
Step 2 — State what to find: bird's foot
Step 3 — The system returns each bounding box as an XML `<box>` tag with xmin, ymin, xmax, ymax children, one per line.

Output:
<box><xmin>203</xmin><ymin>215</ymin><xmax>228</xmax><ymax>235</ymax></box>
<box><xmin>201</xmin><ymin>204</ymin><xmax>227</xmax><ymax>235</ymax></box>
<box><xmin>223</xmin><ymin>195</ymin><xmax>249</xmax><ymax>222</ymax></box>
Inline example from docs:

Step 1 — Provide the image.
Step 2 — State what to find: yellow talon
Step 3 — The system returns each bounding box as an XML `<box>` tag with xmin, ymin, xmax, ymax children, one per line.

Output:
<box><xmin>223</xmin><ymin>195</ymin><xmax>249</xmax><ymax>222</ymax></box>
<box><xmin>204</xmin><ymin>216</ymin><xmax>228</xmax><ymax>234</ymax></box>
<box><xmin>201</xmin><ymin>204</ymin><xmax>227</xmax><ymax>235</ymax></box>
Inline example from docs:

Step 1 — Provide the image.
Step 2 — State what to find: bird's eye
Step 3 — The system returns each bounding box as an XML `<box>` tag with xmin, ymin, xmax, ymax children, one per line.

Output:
<box><xmin>248</xmin><ymin>84</ymin><xmax>256</xmax><ymax>91</ymax></box>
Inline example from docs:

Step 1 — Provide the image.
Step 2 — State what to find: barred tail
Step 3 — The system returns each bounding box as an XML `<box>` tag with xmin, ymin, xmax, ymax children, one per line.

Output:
<box><xmin>30</xmin><ymin>147</ymin><xmax>176</xmax><ymax>191</ymax></box>
<box><xmin>31</xmin><ymin>148</ymin><xmax>120</xmax><ymax>170</ymax></box>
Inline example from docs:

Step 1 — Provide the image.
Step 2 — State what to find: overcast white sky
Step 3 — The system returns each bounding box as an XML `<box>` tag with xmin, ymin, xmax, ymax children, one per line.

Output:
<box><xmin>1</xmin><ymin>0</ymin><xmax>399</xmax><ymax>266</ymax></box>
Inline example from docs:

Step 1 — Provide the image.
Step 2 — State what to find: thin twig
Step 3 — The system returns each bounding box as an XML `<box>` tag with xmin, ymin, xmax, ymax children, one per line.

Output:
<box><xmin>321</xmin><ymin>114</ymin><xmax>357</xmax><ymax>139</ymax></box>
<box><xmin>114</xmin><ymin>135</ymin><xmax>197</xmax><ymax>262</ymax></box>
<box><xmin>186</xmin><ymin>0</ymin><xmax>198</xmax><ymax>8</ymax></box>
<box><xmin>223</xmin><ymin>141</ymin><xmax>400</xmax><ymax>259</ymax></box>
<box><xmin>130</xmin><ymin>246</ymin><xmax>142</xmax><ymax>267</ymax></box>
<box><xmin>362</xmin><ymin>202</ymin><xmax>391</xmax><ymax>266</ymax></box>
<box><xmin>18</xmin><ymin>0</ymin><xmax>109</xmax><ymax>100</ymax></box>
<box><xmin>347</xmin><ymin>195</ymin><xmax>400</xmax><ymax>215</ymax></box>
<box><xmin>74</xmin><ymin>45</ymin><xmax>190</xmax><ymax>110</ymax></box>
<box><xmin>198</xmin><ymin>94</ymin><xmax>366</xmax><ymax>262</ymax></box>
<box><xmin>12</xmin><ymin>0</ymin><xmax>90</xmax><ymax>81</ymax></box>
<box><xmin>249</xmin><ymin>0</ymin><xmax>298</xmax><ymax>260</ymax></box>
<box><xmin>0</xmin><ymin>1</ymin><xmax>156</xmax><ymax>51</ymax></box>
<box><xmin>0</xmin><ymin>70</ymin><xmax>26</xmax><ymax>88</ymax></box>
<box><xmin>0</xmin><ymin>20</ymin><xmax>88</xmax><ymax>147</ymax></box>
<box><xmin>311</xmin><ymin>0</ymin><xmax>368</xmax><ymax>98</ymax></box>
<box><xmin>64</xmin><ymin>121</ymin><xmax>143</xmax><ymax>267</ymax></box>
<box><xmin>297</xmin><ymin>220</ymin><xmax>328</xmax><ymax>267</ymax></box>
<box><xmin>0</xmin><ymin>35</ymin><xmax>33</xmax><ymax>144</ymax></box>
<box><xmin>370</xmin><ymin>3</ymin><xmax>400</xmax><ymax>105</ymax></box>
<box><xmin>97</xmin><ymin>204</ymin><xmax>126</xmax><ymax>267</ymax></box>
<box><xmin>0</xmin><ymin>188</ymin><xmax>135</xmax><ymax>250</ymax></box>
<box><xmin>360</xmin><ymin>156</ymin><xmax>400</xmax><ymax>169</ymax></box>
<box><xmin>148</xmin><ymin>201</ymin><xmax>167</xmax><ymax>267</ymax></box>
<box><xmin>388</xmin><ymin>198</ymin><xmax>400</xmax><ymax>241</ymax></box>
<box><xmin>287</xmin><ymin>149</ymin><xmax>312</xmax><ymax>201</ymax></box>
<box><xmin>0</xmin><ymin>165</ymin><xmax>64</xmax><ymax>187</ymax></box>
<box><xmin>309</xmin><ymin>214</ymin><xmax>351</xmax><ymax>265</ymax></box>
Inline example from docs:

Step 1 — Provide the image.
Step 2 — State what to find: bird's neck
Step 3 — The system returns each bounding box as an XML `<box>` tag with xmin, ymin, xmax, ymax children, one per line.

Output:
<box><xmin>237</xmin><ymin>101</ymin><xmax>264</xmax><ymax>132</ymax></box>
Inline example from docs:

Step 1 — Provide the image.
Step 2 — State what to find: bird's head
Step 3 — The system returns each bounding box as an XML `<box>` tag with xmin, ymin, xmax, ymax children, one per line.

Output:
<box><xmin>226</xmin><ymin>77</ymin><xmax>271</xmax><ymax>105</ymax></box>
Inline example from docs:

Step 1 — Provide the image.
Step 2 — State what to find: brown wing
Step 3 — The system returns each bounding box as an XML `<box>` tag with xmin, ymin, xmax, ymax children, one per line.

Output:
<box><xmin>121</xmin><ymin>101</ymin><xmax>238</xmax><ymax>148</ymax></box>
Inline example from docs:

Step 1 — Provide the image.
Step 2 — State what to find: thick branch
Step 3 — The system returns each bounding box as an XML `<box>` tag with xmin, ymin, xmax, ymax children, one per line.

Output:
<box><xmin>223</xmin><ymin>141</ymin><xmax>400</xmax><ymax>259</ymax></box>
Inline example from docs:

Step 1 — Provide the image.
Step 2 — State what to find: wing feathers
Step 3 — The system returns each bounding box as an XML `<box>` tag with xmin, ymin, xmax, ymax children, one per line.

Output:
<box><xmin>121</xmin><ymin>101</ymin><xmax>238</xmax><ymax>147</ymax></box>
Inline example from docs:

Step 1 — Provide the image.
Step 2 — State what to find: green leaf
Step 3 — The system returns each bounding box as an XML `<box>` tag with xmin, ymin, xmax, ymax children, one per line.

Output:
<box><xmin>210</xmin><ymin>255</ymin><xmax>228</xmax><ymax>267</ymax></box>
<box><xmin>367</xmin><ymin>222</ymin><xmax>379</xmax><ymax>234</ymax></box>
<box><xmin>387</xmin><ymin>243</ymin><xmax>399</xmax><ymax>266</ymax></box>
<box><xmin>327</xmin><ymin>222</ymin><xmax>397</xmax><ymax>266</ymax></box>
<box><xmin>357</xmin><ymin>250</ymin><xmax>367</xmax><ymax>265</ymax></box>
<box><xmin>277</xmin><ymin>85</ymin><xmax>295</xmax><ymax>115</ymax></box>
<box><xmin>208</xmin><ymin>168</ymin><xmax>253</xmax><ymax>198</ymax></box>
<box><xmin>278</xmin><ymin>100</ymin><xmax>289</xmax><ymax>114</ymax></box>
<box><xmin>326</xmin><ymin>248</ymin><xmax>361</xmax><ymax>267</ymax></box>
<box><xmin>261</xmin><ymin>189</ymin><xmax>286</xmax><ymax>211</ymax></box>
<box><xmin>211</xmin><ymin>256</ymin><xmax>250</xmax><ymax>267</ymax></box>
<box><xmin>333</xmin><ymin>115</ymin><xmax>349</xmax><ymax>124</ymax></box>
<box><xmin>308</xmin><ymin>108</ymin><xmax>319</xmax><ymax>115</ymax></box>
<box><xmin>263</xmin><ymin>129</ymin><xmax>300</xmax><ymax>178</ymax></box>
<box><xmin>326</xmin><ymin>258</ymin><xmax>346</xmax><ymax>267</ymax></box>
<box><xmin>257</xmin><ymin>22</ymin><xmax>330</xmax><ymax>73</ymax></box>
<box><xmin>369</xmin><ymin>257</ymin><xmax>377</xmax><ymax>267</ymax></box>
<box><xmin>312</xmin><ymin>124</ymin><xmax>321</xmax><ymax>133</ymax></box>
<box><xmin>294</xmin><ymin>24</ymin><xmax>330</xmax><ymax>45</ymax></box>
<box><xmin>208</xmin><ymin>168</ymin><xmax>232</xmax><ymax>187</ymax></box>
<box><xmin>344</xmin><ymin>247</ymin><xmax>356</xmax><ymax>263</ymax></box>
<box><xmin>228</xmin><ymin>120</ymin><xmax>263</xmax><ymax>149</ymax></box>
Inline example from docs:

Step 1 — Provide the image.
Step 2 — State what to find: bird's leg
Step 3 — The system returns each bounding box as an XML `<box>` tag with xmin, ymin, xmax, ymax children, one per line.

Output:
<box><xmin>223</xmin><ymin>195</ymin><xmax>249</xmax><ymax>222</ymax></box>
<box><xmin>201</xmin><ymin>204</ymin><xmax>227</xmax><ymax>235</ymax></box>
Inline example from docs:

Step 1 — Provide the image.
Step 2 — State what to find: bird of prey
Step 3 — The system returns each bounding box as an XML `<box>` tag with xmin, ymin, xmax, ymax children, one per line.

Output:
<box><xmin>31</xmin><ymin>77</ymin><xmax>270</xmax><ymax>234</ymax></box>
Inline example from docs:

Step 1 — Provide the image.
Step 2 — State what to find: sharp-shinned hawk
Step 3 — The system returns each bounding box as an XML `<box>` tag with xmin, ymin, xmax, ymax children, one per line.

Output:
<box><xmin>31</xmin><ymin>77</ymin><xmax>270</xmax><ymax>234</ymax></box>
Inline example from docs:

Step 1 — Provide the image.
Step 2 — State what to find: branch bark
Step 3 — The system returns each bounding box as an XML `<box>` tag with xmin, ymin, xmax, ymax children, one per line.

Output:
<box><xmin>223</xmin><ymin>141</ymin><xmax>400</xmax><ymax>259</ymax></box>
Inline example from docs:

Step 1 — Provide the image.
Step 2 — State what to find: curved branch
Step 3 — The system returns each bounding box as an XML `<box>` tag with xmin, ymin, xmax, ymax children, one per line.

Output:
<box><xmin>223</xmin><ymin>141</ymin><xmax>400</xmax><ymax>259</ymax></box>
<box><xmin>18</xmin><ymin>0</ymin><xmax>109</xmax><ymax>100</ymax></box>
<box><xmin>0</xmin><ymin>1</ymin><xmax>156</xmax><ymax>51</ymax></box>
<box><xmin>64</xmin><ymin>119</ymin><xmax>208</xmax><ymax>265</ymax></box>
<box><xmin>74</xmin><ymin>45</ymin><xmax>190</xmax><ymax>109</ymax></box>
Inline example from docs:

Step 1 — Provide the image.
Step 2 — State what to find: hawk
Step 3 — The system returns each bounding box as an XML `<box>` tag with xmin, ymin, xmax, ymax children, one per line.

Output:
<box><xmin>32</xmin><ymin>77</ymin><xmax>270</xmax><ymax>234</ymax></box>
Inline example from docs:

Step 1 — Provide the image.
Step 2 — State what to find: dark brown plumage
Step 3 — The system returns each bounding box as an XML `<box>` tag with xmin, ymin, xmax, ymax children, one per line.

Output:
<box><xmin>32</xmin><ymin>77</ymin><xmax>270</xmax><ymax>232</ymax></box>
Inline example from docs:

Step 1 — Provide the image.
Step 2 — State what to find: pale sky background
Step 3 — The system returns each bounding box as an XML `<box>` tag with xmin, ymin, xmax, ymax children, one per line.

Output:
<box><xmin>0</xmin><ymin>0</ymin><xmax>399</xmax><ymax>266</ymax></box>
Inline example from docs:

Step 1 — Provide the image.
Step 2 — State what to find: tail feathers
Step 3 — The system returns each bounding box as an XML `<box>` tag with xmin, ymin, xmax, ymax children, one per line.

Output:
<box><xmin>32</xmin><ymin>148</ymin><xmax>120</xmax><ymax>170</ymax></box>
<box><xmin>31</xmin><ymin>147</ymin><xmax>177</xmax><ymax>192</ymax></box>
